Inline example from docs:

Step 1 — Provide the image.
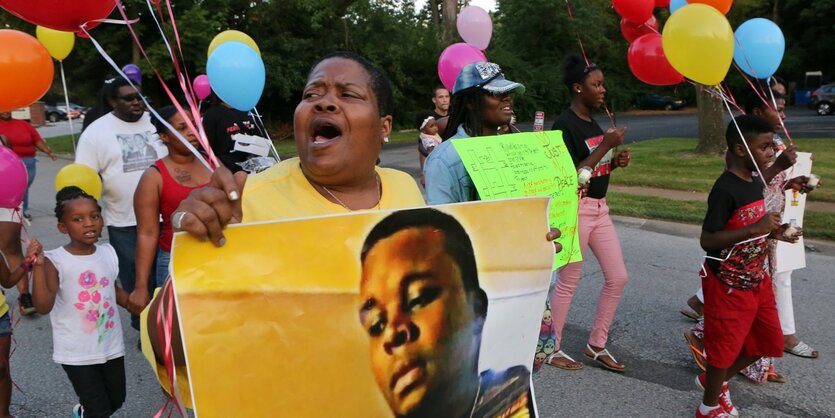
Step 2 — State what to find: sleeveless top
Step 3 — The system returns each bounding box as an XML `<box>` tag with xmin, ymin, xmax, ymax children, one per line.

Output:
<box><xmin>155</xmin><ymin>159</ymin><xmax>209</xmax><ymax>252</ymax></box>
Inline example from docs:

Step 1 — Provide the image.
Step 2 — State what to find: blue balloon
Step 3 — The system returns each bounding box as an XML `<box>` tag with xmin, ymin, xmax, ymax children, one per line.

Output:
<box><xmin>733</xmin><ymin>18</ymin><xmax>785</xmax><ymax>79</ymax></box>
<box><xmin>207</xmin><ymin>41</ymin><xmax>265</xmax><ymax>111</ymax></box>
<box><xmin>670</xmin><ymin>0</ymin><xmax>688</xmax><ymax>14</ymax></box>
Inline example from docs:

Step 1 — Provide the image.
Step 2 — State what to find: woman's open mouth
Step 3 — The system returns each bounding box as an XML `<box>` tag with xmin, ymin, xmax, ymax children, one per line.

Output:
<box><xmin>310</xmin><ymin>119</ymin><xmax>343</xmax><ymax>146</ymax></box>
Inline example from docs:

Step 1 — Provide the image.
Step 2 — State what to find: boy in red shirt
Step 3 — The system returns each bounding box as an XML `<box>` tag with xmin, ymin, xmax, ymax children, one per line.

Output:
<box><xmin>696</xmin><ymin>115</ymin><xmax>809</xmax><ymax>418</ymax></box>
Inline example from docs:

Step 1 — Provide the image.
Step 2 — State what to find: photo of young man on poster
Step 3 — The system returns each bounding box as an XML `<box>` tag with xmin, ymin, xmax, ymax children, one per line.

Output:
<box><xmin>359</xmin><ymin>208</ymin><xmax>534</xmax><ymax>418</ymax></box>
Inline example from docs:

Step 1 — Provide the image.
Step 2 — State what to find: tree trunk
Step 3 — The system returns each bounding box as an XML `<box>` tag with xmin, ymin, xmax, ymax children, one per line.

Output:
<box><xmin>441</xmin><ymin>0</ymin><xmax>457</xmax><ymax>45</ymax></box>
<box><xmin>429</xmin><ymin>0</ymin><xmax>440</xmax><ymax>28</ymax></box>
<box><xmin>772</xmin><ymin>0</ymin><xmax>780</xmax><ymax>24</ymax></box>
<box><xmin>694</xmin><ymin>85</ymin><xmax>727</xmax><ymax>154</ymax></box>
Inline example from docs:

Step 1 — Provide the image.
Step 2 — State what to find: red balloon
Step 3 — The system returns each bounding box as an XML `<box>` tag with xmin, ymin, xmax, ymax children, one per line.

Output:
<box><xmin>620</xmin><ymin>16</ymin><xmax>659</xmax><ymax>43</ymax></box>
<box><xmin>628</xmin><ymin>33</ymin><xmax>684</xmax><ymax>86</ymax></box>
<box><xmin>0</xmin><ymin>0</ymin><xmax>116</xmax><ymax>32</ymax></box>
<box><xmin>612</xmin><ymin>0</ymin><xmax>654</xmax><ymax>24</ymax></box>
<box><xmin>656</xmin><ymin>0</ymin><xmax>671</xmax><ymax>7</ymax></box>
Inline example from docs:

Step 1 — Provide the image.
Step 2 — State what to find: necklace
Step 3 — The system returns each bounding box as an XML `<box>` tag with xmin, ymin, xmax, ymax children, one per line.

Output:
<box><xmin>319</xmin><ymin>173</ymin><xmax>381</xmax><ymax>210</ymax></box>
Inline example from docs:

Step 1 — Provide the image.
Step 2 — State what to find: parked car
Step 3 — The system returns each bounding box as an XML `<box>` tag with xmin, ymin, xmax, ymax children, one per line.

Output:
<box><xmin>43</xmin><ymin>105</ymin><xmax>68</xmax><ymax>122</ymax></box>
<box><xmin>808</xmin><ymin>83</ymin><xmax>834</xmax><ymax>115</ymax></box>
<box><xmin>56</xmin><ymin>102</ymin><xmax>88</xmax><ymax>118</ymax></box>
<box><xmin>635</xmin><ymin>93</ymin><xmax>686</xmax><ymax>110</ymax></box>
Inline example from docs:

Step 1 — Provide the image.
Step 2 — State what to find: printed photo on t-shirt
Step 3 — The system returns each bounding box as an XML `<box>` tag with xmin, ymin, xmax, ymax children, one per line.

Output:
<box><xmin>117</xmin><ymin>132</ymin><xmax>159</xmax><ymax>173</ymax></box>
<box><xmin>584</xmin><ymin>134</ymin><xmax>613</xmax><ymax>177</ymax></box>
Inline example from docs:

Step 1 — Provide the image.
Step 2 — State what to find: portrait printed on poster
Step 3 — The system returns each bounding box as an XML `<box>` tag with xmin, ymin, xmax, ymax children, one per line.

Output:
<box><xmin>171</xmin><ymin>198</ymin><xmax>554</xmax><ymax>418</ymax></box>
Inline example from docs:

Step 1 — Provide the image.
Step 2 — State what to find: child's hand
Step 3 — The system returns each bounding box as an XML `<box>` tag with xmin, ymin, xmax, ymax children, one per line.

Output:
<box><xmin>774</xmin><ymin>144</ymin><xmax>797</xmax><ymax>171</ymax></box>
<box><xmin>785</xmin><ymin>176</ymin><xmax>820</xmax><ymax>194</ymax></box>
<box><xmin>772</xmin><ymin>224</ymin><xmax>803</xmax><ymax>243</ymax></box>
<box><xmin>25</xmin><ymin>239</ymin><xmax>43</xmax><ymax>266</ymax></box>
<box><xmin>615</xmin><ymin>148</ymin><xmax>631</xmax><ymax>168</ymax></box>
<box><xmin>754</xmin><ymin>212</ymin><xmax>782</xmax><ymax>236</ymax></box>
<box><xmin>602</xmin><ymin>127</ymin><xmax>626</xmax><ymax>149</ymax></box>
<box><xmin>128</xmin><ymin>288</ymin><xmax>150</xmax><ymax>315</ymax></box>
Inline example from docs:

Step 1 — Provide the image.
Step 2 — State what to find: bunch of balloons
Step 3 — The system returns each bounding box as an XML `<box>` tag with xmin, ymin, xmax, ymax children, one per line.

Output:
<box><xmin>661</xmin><ymin>0</ymin><xmax>784</xmax><ymax>85</ymax></box>
<box><xmin>613</xmin><ymin>0</ymin><xmax>683</xmax><ymax>86</ymax></box>
<box><xmin>206</xmin><ymin>30</ymin><xmax>265</xmax><ymax>111</ymax></box>
<box><xmin>437</xmin><ymin>6</ymin><xmax>492</xmax><ymax>91</ymax></box>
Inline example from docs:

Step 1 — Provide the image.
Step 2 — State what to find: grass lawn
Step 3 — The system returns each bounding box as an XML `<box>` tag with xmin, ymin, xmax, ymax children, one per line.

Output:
<box><xmin>45</xmin><ymin>130</ymin><xmax>418</xmax><ymax>158</ymax></box>
<box><xmin>607</xmin><ymin>192</ymin><xmax>835</xmax><ymax>242</ymax></box>
<box><xmin>613</xmin><ymin>138</ymin><xmax>835</xmax><ymax>203</ymax></box>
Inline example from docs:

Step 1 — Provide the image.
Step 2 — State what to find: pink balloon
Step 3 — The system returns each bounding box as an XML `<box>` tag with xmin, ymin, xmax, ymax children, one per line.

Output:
<box><xmin>0</xmin><ymin>147</ymin><xmax>27</xmax><ymax>209</ymax></box>
<box><xmin>193</xmin><ymin>74</ymin><xmax>211</xmax><ymax>101</ymax></box>
<box><xmin>457</xmin><ymin>5</ymin><xmax>492</xmax><ymax>51</ymax></box>
<box><xmin>437</xmin><ymin>43</ymin><xmax>488</xmax><ymax>92</ymax></box>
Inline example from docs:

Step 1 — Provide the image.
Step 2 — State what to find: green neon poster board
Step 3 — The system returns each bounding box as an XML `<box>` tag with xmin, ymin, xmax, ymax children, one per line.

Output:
<box><xmin>452</xmin><ymin>130</ymin><xmax>582</xmax><ymax>268</ymax></box>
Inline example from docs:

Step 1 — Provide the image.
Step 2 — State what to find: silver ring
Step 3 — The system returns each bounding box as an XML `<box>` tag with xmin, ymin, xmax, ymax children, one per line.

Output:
<box><xmin>172</xmin><ymin>211</ymin><xmax>188</xmax><ymax>230</ymax></box>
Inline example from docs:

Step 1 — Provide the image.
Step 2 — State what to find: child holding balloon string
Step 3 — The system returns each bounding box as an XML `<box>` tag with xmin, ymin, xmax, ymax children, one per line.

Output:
<box><xmin>29</xmin><ymin>186</ymin><xmax>135</xmax><ymax>418</ymax></box>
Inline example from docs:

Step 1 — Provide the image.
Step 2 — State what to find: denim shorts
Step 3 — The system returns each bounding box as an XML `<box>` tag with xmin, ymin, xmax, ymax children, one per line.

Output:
<box><xmin>0</xmin><ymin>312</ymin><xmax>12</xmax><ymax>337</ymax></box>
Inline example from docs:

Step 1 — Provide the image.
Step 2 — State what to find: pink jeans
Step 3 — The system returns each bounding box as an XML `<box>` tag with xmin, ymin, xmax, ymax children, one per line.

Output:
<box><xmin>551</xmin><ymin>197</ymin><xmax>628</xmax><ymax>350</ymax></box>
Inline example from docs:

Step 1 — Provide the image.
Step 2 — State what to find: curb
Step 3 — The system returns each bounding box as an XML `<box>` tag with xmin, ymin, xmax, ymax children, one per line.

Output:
<box><xmin>612</xmin><ymin>215</ymin><xmax>835</xmax><ymax>258</ymax></box>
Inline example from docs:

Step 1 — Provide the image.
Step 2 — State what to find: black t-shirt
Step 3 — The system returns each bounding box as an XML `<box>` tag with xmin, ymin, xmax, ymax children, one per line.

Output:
<box><xmin>202</xmin><ymin>105</ymin><xmax>259</xmax><ymax>172</ymax></box>
<box><xmin>551</xmin><ymin>109</ymin><xmax>613</xmax><ymax>199</ymax></box>
<box><xmin>702</xmin><ymin>171</ymin><xmax>769</xmax><ymax>289</ymax></box>
<box><xmin>431</xmin><ymin>109</ymin><xmax>447</xmax><ymax>120</ymax></box>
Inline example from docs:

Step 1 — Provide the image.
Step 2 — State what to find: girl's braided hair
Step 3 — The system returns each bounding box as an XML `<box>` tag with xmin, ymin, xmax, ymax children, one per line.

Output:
<box><xmin>55</xmin><ymin>186</ymin><xmax>100</xmax><ymax>220</ymax></box>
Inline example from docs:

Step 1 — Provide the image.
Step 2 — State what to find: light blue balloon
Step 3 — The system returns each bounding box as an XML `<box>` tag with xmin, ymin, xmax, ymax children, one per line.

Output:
<box><xmin>207</xmin><ymin>41</ymin><xmax>265</xmax><ymax>111</ymax></box>
<box><xmin>670</xmin><ymin>0</ymin><xmax>688</xmax><ymax>14</ymax></box>
<box><xmin>733</xmin><ymin>18</ymin><xmax>785</xmax><ymax>79</ymax></box>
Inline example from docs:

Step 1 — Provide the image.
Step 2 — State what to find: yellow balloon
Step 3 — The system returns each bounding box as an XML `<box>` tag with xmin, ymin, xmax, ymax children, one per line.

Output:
<box><xmin>662</xmin><ymin>3</ymin><xmax>734</xmax><ymax>86</ymax></box>
<box><xmin>55</xmin><ymin>164</ymin><xmax>102</xmax><ymax>200</ymax></box>
<box><xmin>207</xmin><ymin>30</ymin><xmax>260</xmax><ymax>58</ymax></box>
<box><xmin>36</xmin><ymin>26</ymin><xmax>75</xmax><ymax>61</ymax></box>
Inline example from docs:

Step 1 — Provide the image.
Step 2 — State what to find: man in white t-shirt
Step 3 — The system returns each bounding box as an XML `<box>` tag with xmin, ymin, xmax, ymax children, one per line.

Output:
<box><xmin>75</xmin><ymin>77</ymin><xmax>168</xmax><ymax>330</ymax></box>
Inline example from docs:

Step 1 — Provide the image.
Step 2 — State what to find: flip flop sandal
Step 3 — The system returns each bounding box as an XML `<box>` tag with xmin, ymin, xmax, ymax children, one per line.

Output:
<box><xmin>785</xmin><ymin>341</ymin><xmax>819</xmax><ymax>358</ymax></box>
<box><xmin>545</xmin><ymin>350</ymin><xmax>583</xmax><ymax>370</ymax></box>
<box><xmin>679</xmin><ymin>308</ymin><xmax>703</xmax><ymax>323</ymax></box>
<box><xmin>583</xmin><ymin>344</ymin><xmax>625</xmax><ymax>373</ymax></box>
<box><xmin>766</xmin><ymin>368</ymin><xmax>787</xmax><ymax>384</ymax></box>
<box><xmin>683</xmin><ymin>331</ymin><xmax>707</xmax><ymax>372</ymax></box>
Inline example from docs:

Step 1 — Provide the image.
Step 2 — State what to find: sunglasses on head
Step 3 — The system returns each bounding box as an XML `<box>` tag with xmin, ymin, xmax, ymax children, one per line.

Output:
<box><xmin>117</xmin><ymin>94</ymin><xmax>143</xmax><ymax>103</ymax></box>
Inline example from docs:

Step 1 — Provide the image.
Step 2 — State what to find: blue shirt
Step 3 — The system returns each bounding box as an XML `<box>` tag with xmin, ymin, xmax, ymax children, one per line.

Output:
<box><xmin>423</xmin><ymin>125</ymin><xmax>478</xmax><ymax>204</ymax></box>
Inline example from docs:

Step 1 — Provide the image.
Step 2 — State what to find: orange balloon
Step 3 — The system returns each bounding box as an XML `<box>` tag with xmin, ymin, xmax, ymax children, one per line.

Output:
<box><xmin>688</xmin><ymin>0</ymin><xmax>733</xmax><ymax>14</ymax></box>
<box><xmin>0</xmin><ymin>30</ymin><xmax>54</xmax><ymax>111</ymax></box>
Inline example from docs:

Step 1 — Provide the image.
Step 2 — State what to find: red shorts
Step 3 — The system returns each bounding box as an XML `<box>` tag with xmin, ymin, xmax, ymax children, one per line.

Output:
<box><xmin>702</xmin><ymin>267</ymin><xmax>783</xmax><ymax>369</ymax></box>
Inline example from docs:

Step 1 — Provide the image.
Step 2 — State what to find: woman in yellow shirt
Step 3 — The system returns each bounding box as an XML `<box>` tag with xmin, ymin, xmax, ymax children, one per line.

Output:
<box><xmin>141</xmin><ymin>51</ymin><xmax>425</xmax><ymax>407</ymax></box>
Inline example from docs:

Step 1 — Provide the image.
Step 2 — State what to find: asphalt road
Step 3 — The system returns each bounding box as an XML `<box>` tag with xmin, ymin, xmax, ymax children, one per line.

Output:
<box><xmin>10</xmin><ymin>128</ymin><xmax>834</xmax><ymax>416</ymax></box>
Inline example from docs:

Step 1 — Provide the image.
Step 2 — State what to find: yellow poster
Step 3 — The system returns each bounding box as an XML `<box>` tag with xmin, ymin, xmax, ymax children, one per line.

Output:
<box><xmin>171</xmin><ymin>198</ymin><xmax>555</xmax><ymax>417</ymax></box>
<box><xmin>451</xmin><ymin>131</ymin><xmax>581</xmax><ymax>268</ymax></box>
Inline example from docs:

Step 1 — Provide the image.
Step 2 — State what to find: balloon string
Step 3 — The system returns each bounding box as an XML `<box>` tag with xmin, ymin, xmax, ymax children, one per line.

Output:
<box><xmin>563</xmin><ymin>0</ymin><xmax>616</xmax><ymax>127</ymax></box>
<box><xmin>718</xmin><ymin>87</ymin><xmax>767</xmax><ymax>187</ymax></box>
<box><xmin>59</xmin><ymin>61</ymin><xmax>76</xmax><ymax>153</ymax></box>
<box><xmin>89</xmin><ymin>3</ymin><xmax>217</xmax><ymax>170</ymax></box>
<box><xmin>251</xmin><ymin>107</ymin><xmax>280</xmax><ymax>161</ymax></box>
<box><xmin>732</xmin><ymin>65</ymin><xmax>793</xmax><ymax>145</ymax></box>
<box><xmin>145</xmin><ymin>0</ymin><xmax>210</xmax><ymax>154</ymax></box>
<box><xmin>79</xmin><ymin>24</ymin><xmax>214</xmax><ymax>173</ymax></box>
<box><xmin>767</xmin><ymin>76</ymin><xmax>793</xmax><ymax>145</ymax></box>
<box><xmin>115</xmin><ymin>0</ymin><xmax>218</xmax><ymax>169</ymax></box>
<box><xmin>155</xmin><ymin>280</ymin><xmax>187</xmax><ymax>417</ymax></box>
